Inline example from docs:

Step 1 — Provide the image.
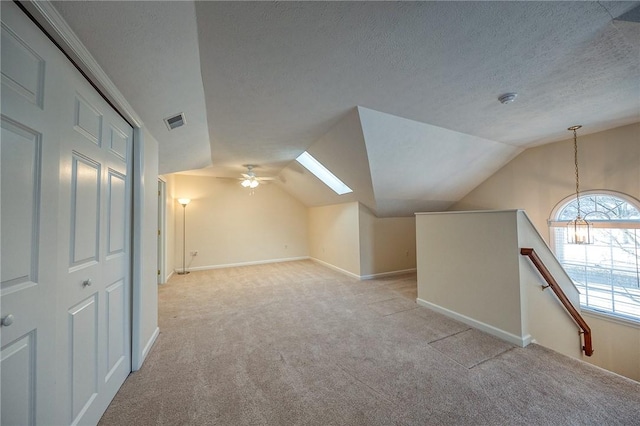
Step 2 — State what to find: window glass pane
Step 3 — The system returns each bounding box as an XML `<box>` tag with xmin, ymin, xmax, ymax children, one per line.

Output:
<box><xmin>295</xmin><ymin>151</ymin><xmax>353</xmax><ymax>195</ymax></box>
<box><xmin>553</xmin><ymin>193</ymin><xmax>640</xmax><ymax>322</ymax></box>
<box><xmin>558</xmin><ymin>195</ymin><xmax>640</xmax><ymax>220</ymax></box>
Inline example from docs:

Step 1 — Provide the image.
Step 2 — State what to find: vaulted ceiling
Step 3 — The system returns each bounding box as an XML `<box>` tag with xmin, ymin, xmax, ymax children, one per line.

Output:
<box><xmin>51</xmin><ymin>1</ymin><xmax>640</xmax><ymax>216</ymax></box>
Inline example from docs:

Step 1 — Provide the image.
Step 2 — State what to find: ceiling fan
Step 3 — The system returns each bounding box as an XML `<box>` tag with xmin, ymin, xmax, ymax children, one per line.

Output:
<box><xmin>239</xmin><ymin>165</ymin><xmax>275</xmax><ymax>188</ymax></box>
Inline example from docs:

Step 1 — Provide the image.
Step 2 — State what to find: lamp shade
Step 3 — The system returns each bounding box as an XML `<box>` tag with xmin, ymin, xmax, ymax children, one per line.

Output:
<box><xmin>178</xmin><ymin>198</ymin><xmax>191</xmax><ymax>206</ymax></box>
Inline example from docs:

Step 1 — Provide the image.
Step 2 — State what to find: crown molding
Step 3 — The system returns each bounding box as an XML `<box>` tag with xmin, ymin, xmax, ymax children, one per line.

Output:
<box><xmin>19</xmin><ymin>0</ymin><xmax>143</xmax><ymax>128</ymax></box>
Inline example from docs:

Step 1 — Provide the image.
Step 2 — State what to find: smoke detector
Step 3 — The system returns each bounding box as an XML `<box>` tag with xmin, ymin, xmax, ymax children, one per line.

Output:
<box><xmin>164</xmin><ymin>112</ymin><xmax>186</xmax><ymax>130</ymax></box>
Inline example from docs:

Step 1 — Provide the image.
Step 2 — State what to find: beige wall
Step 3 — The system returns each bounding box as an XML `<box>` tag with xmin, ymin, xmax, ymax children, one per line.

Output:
<box><xmin>416</xmin><ymin>211</ymin><xmax>524</xmax><ymax>340</ymax></box>
<box><xmin>452</xmin><ymin>123</ymin><xmax>640</xmax><ymax>381</ymax></box>
<box><xmin>165</xmin><ymin>177</ymin><xmax>416</xmax><ymax>279</ymax></box>
<box><xmin>308</xmin><ymin>202</ymin><xmax>361</xmax><ymax>276</ymax></box>
<box><xmin>172</xmin><ymin>174</ymin><xmax>309</xmax><ymax>269</ymax></box>
<box><xmin>582</xmin><ymin>313</ymin><xmax>640</xmax><ymax>381</ymax></box>
<box><xmin>359</xmin><ymin>205</ymin><xmax>416</xmax><ymax>277</ymax></box>
<box><xmin>308</xmin><ymin>202</ymin><xmax>416</xmax><ymax>278</ymax></box>
<box><xmin>517</xmin><ymin>211</ymin><xmax>583</xmax><ymax>360</ymax></box>
<box><xmin>416</xmin><ymin>210</ymin><xmax>592</xmax><ymax>358</ymax></box>
<box><xmin>453</xmin><ymin>123</ymin><xmax>640</xmax><ymax>242</ymax></box>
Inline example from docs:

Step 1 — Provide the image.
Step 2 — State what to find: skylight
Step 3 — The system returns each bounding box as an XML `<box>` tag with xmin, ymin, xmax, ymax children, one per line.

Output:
<box><xmin>295</xmin><ymin>151</ymin><xmax>353</xmax><ymax>195</ymax></box>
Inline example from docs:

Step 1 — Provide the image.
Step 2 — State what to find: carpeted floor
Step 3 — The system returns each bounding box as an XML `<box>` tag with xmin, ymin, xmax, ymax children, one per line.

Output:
<box><xmin>99</xmin><ymin>260</ymin><xmax>640</xmax><ymax>425</ymax></box>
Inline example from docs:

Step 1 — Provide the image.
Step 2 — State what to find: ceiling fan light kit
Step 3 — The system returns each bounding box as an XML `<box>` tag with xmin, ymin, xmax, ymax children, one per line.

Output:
<box><xmin>498</xmin><ymin>93</ymin><xmax>518</xmax><ymax>104</ymax></box>
<box><xmin>241</xmin><ymin>178</ymin><xmax>259</xmax><ymax>188</ymax></box>
<box><xmin>241</xmin><ymin>164</ymin><xmax>259</xmax><ymax>188</ymax></box>
<box><xmin>237</xmin><ymin>164</ymin><xmax>277</xmax><ymax>190</ymax></box>
<box><xmin>216</xmin><ymin>165</ymin><xmax>275</xmax><ymax>190</ymax></box>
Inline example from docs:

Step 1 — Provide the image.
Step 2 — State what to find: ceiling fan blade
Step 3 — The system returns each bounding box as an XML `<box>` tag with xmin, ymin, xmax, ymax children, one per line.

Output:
<box><xmin>258</xmin><ymin>177</ymin><xmax>276</xmax><ymax>181</ymax></box>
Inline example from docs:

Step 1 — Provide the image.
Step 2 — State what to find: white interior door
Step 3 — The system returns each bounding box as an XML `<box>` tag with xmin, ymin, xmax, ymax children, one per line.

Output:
<box><xmin>55</xmin><ymin>69</ymin><xmax>133</xmax><ymax>426</ymax></box>
<box><xmin>1</xmin><ymin>3</ymin><xmax>132</xmax><ymax>424</ymax></box>
<box><xmin>1</xmin><ymin>3</ymin><xmax>66</xmax><ymax>424</ymax></box>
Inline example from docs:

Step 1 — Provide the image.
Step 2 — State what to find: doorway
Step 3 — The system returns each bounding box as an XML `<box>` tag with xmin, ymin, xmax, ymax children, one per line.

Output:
<box><xmin>158</xmin><ymin>178</ymin><xmax>167</xmax><ymax>284</ymax></box>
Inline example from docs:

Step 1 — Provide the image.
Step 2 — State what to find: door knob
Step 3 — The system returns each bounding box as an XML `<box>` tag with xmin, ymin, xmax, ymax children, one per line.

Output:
<box><xmin>1</xmin><ymin>314</ymin><xmax>14</xmax><ymax>327</ymax></box>
<box><xmin>83</xmin><ymin>279</ymin><xmax>92</xmax><ymax>287</ymax></box>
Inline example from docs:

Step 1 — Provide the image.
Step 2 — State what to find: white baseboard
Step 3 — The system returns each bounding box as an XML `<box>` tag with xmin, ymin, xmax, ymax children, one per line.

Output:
<box><xmin>177</xmin><ymin>256</ymin><xmax>310</xmax><ymax>273</ymax></box>
<box><xmin>416</xmin><ymin>298</ymin><xmax>532</xmax><ymax>348</ymax></box>
<box><xmin>133</xmin><ymin>326</ymin><xmax>159</xmax><ymax>371</ymax></box>
<box><xmin>310</xmin><ymin>258</ymin><xmax>361</xmax><ymax>280</ymax></box>
<box><xmin>173</xmin><ymin>256</ymin><xmax>413</xmax><ymax>283</ymax></box>
<box><xmin>311</xmin><ymin>258</ymin><xmax>416</xmax><ymax>281</ymax></box>
<box><xmin>360</xmin><ymin>268</ymin><xmax>417</xmax><ymax>280</ymax></box>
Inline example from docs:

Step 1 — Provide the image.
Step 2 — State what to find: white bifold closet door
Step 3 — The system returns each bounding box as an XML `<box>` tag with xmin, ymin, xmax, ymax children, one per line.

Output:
<box><xmin>1</xmin><ymin>2</ymin><xmax>133</xmax><ymax>425</ymax></box>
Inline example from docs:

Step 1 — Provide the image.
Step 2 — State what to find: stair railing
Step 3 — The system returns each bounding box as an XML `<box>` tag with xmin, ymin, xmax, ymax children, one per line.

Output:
<box><xmin>520</xmin><ymin>247</ymin><xmax>593</xmax><ymax>356</ymax></box>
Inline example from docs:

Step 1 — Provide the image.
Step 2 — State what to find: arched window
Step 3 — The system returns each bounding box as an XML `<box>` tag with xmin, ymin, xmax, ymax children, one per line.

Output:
<box><xmin>550</xmin><ymin>191</ymin><xmax>640</xmax><ymax>322</ymax></box>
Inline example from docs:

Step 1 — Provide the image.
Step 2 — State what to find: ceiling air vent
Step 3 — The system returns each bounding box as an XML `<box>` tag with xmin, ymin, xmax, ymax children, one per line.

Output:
<box><xmin>164</xmin><ymin>113</ymin><xmax>186</xmax><ymax>130</ymax></box>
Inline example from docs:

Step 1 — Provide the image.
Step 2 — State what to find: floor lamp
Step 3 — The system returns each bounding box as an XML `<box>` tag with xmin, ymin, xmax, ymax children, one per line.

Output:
<box><xmin>177</xmin><ymin>198</ymin><xmax>191</xmax><ymax>275</ymax></box>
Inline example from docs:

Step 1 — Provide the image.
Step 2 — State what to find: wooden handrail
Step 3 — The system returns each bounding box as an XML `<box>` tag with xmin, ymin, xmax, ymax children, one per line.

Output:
<box><xmin>520</xmin><ymin>248</ymin><xmax>593</xmax><ymax>356</ymax></box>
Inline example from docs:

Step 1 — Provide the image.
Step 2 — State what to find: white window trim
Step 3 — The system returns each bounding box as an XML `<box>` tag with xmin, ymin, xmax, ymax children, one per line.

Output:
<box><xmin>549</xmin><ymin>189</ymin><xmax>640</xmax><ymax>225</ymax></box>
<box><xmin>549</xmin><ymin>220</ymin><xmax>640</xmax><ymax>229</ymax></box>
<box><xmin>582</xmin><ymin>308</ymin><xmax>640</xmax><ymax>329</ymax></box>
<box><xmin>549</xmin><ymin>189</ymin><xmax>640</xmax><ymax>249</ymax></box>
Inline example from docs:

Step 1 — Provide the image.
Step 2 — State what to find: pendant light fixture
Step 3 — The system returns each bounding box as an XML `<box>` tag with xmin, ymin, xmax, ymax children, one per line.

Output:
<box><xmin>566</xmin><ymin>125</ymin><xmax>593</xmax><ymax>244</ymax></box>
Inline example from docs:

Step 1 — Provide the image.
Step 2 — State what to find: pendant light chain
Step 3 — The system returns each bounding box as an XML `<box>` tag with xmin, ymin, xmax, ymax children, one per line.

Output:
<box><xmin>567</xmin><ymin>124</ymin><xmax>591</xmax><ymax>245</ymax></box>
<box><xmin>573</xmin><ymin>126</ymin><xmax>581</xmax><ymax>218</ymax></box>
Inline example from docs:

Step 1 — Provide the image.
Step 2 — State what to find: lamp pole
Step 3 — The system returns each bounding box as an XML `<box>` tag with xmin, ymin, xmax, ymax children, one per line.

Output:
<box><xmin>177</xmin><ymin>198</ymin><xmax>190</xmax><ymax>275</ymax></box>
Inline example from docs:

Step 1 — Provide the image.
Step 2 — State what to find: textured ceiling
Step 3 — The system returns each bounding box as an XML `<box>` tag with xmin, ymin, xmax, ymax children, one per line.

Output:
<box><xmin>52</xmin><ymin>0</ymin><xmax>211</xmax><ymax>174</ymax></box>
<box><xmin>194</xmin><ymin>1</ymin><xmax>639</xmax><ymax>171</ymax></box>
<box><xmin>51</xmin><ymin>1</ymin><xmax>640</xmax><ymax>214</ymax></box>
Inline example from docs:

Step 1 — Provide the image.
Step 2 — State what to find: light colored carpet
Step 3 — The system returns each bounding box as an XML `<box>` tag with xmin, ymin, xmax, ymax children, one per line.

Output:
<box><xmin>99</xmin><ymin>260</ymin><xmax>640</xmax><ymax>425</ymax></box>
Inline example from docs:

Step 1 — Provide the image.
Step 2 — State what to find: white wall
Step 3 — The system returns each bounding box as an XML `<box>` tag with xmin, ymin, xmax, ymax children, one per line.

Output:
<box><xmin>171</xmin><ymin>174</ymin><xmax>308</xmax><ymax>270</ymax></box>
<box><xmin>359</xmin><ymin>205</ymin><xmax>416</xmax><ymax>278</ymax></box>
<box><xmin>308</xmin><ymin>202</ymin><xmax>361</xmax><ymax>277</ymax></box>
<box><xmin>452</xmin><ymin>123</ymin><xmax>640</xmax><ymax>381</ymax></box>
<box><xmin>132</xmin><ymin>127</ymin><xmax>159</xmax><ymax>370</ymax></box>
